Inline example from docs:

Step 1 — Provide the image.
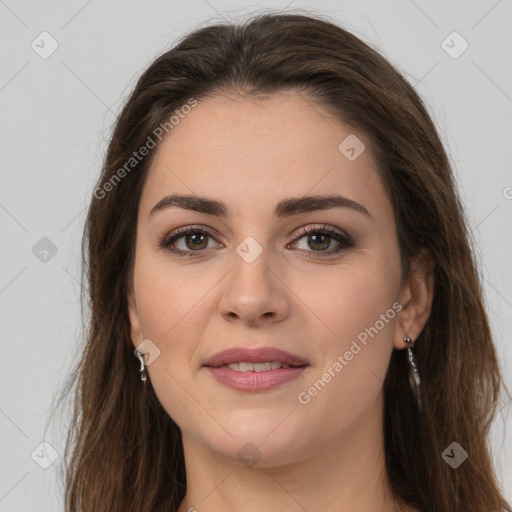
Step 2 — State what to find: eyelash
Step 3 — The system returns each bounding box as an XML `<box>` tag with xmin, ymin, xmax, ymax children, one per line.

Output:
<box><xmin>158</xmin><ymin>224</ymin><xmax>354</xmax><ymax>259</ymax></box>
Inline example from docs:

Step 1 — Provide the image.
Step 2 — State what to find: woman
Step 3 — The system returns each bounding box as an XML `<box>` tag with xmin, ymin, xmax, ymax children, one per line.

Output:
<box><xmin>56</xmin><ymin>11</ymin><xmax>511</xmax><ymax>512</ymax></box>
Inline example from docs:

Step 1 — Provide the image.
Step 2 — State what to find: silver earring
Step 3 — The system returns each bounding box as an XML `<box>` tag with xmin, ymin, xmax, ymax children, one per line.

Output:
<box><xmin>404</xmin><ymin>336</ymin><xmax>422</xmax><ymax>411</ymax></box>
<box><xmin>135</xmin><ymin>350</ymin><xmax>147</xmax><ymax>383</ymax></box>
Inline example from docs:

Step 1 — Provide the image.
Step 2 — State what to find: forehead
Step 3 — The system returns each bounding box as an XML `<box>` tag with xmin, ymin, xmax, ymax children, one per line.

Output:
<box><xmin>139</xmin><ymin>92</ymin><xmax>389</xmax><ymax>220</ymax></box>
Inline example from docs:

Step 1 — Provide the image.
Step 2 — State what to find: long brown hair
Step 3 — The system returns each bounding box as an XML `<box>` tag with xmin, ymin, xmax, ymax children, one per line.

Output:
<box><xmin>52</xmin><ymin>11</ymin><xmax>511</xmax><ymax>511</ymax></box>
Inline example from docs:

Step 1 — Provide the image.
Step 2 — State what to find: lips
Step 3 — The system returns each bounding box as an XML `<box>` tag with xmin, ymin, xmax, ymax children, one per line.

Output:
<box><xmin>203</xmin><ymin>346</ymin><xmax>309</xmax><ymax>392</ymax></box>
<box><xmin>203</xmin><ymin>346</ymin><xmax>309</xmax><ymax>368</ymax></box>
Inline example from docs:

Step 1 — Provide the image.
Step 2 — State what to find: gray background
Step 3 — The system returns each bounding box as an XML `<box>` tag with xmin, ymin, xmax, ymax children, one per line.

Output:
<box><xmin>0</xmin><ymin>0</ymin><xmax>511</xmax><ymax>510</ymax></box>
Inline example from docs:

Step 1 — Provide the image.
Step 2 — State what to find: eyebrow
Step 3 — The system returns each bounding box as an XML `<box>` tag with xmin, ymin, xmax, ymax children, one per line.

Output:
<box><xmin>149</xmin><ymin>193</ymin><xmax>371</xmax><ymax>219</ymax></box>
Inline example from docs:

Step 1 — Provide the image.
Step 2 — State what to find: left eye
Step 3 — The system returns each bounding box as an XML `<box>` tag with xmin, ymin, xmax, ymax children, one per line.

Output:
<box><xmin>289</xmin><ymin>225</ymin><xmax>354</xmax><ymax>257</ymax></box>
<box><xmin>158</xmin><ymin>224</ymin><xmax>354</xmax><ymax>258</ymax></box>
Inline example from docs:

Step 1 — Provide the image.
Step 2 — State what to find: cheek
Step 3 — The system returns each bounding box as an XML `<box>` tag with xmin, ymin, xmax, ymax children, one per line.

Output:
<box><xmin>131</xmin><ymin>249</ymin><xmax>205</xmax><ymax>402</ymax></box>
<box><xmin>131</xmin><ymin>251</ymin><xmax>209</xmax><ymax>427</ymax></box>
<box><xmin>132</xmin><ymin>244</ymin><xmax>213</xmax><ymax>341</ymax></box>
<box><xmin>295</xmin><ymin>253</ymin><xmax>400</xmax><ymax>352</ymax></box>
<box><xmin>291</xmin><ymin>253</ymin><xmax>400</xmax><ymax>423</ymax></box>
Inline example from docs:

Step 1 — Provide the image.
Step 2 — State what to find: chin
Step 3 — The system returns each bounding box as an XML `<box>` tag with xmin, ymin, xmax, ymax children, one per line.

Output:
<box><xmin>189</xmin><ymin>409</ymin><xmax>308</xmax><ymax>467</ymax></box>
<box><xmin>211</xmin><ymin>433</ymin><xmax>305</xmax><ymax>469</ymax></box>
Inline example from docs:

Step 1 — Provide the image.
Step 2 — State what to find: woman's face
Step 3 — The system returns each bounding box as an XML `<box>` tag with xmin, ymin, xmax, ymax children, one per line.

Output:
<box><xmin>127</xmin><ymin>91</ymin><xmax>415</xmax><ymax>466</ymax></box>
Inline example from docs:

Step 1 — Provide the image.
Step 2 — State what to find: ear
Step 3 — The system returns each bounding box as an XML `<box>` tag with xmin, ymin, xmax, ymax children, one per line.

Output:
<box><xmin>127</xmin><ymin>285</ymin><xmax>143</xmax><ymax>349</ymax></box>
<box><xmin>393</xmin><ymin>249</ymin><xmax>435</xmax><ymax>349</ymax></box>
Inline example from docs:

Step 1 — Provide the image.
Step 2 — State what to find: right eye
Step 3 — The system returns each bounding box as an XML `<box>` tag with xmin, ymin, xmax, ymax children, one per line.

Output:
<box><xmin>158</xmin><ymin>226</ymin><xmax>222</xmax><ymax>258</ymax></box>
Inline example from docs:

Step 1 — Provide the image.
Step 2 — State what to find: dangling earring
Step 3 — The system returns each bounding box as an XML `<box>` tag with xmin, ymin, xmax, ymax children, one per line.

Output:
<box><xmin>404</xmin><ymin>336</ymin><xmax>422</xmax><ymax>411</ymax></box>
<box><xmin>135</xmin><ymin>350</ymin><xmax>147</xmax><ymax>383</ymax></box>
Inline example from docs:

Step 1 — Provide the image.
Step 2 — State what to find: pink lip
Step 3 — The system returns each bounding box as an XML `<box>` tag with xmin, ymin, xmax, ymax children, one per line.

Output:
<box><xmin>203</xmin><ymin>346</ymin><xmax>309</xmax><ymax>392</ymax></box>
<box><xmin>203</xmin><ymin>346</ymin><xmax>308</xmax><ymax>368</ymax></box>
<box><xmin>205</xmin><ymin>366</ymin><xmax>307</xmax><ymax>392</ymax></box>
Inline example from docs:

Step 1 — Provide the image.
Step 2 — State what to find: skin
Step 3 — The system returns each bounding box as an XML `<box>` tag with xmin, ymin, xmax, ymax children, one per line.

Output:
<box><xmin>127</xmin><ymin>91</ymin><xmax>433</xmax><ymax>512</ymax></box>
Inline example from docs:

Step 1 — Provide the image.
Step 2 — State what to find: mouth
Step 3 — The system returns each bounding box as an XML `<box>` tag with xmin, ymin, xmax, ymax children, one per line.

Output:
<box><xmin>203</xmin><ymin>346</ymin><xmax>309</xmax><ymax>392</ymax></box>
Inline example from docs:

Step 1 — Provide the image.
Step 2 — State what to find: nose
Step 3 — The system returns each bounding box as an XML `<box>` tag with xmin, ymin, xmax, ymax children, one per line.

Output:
<box><xmin>217</xmin><ymin>243</ymin><xmax>291</xmax><ymax>327</ymax></box>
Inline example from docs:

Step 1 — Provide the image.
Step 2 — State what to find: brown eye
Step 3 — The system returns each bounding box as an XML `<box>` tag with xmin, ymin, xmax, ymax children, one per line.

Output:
<box><xmin>159</xmin><ymin>226</ymin><xmax>220</xmax><ymax>258</ymax></box>
<box><xmin>306</xmin><ymin>233</ymin><xmax>332</xmax><ymax>251</ymax></box>
<box><xmin>290</xmin><ymin>224</ymin><xmax>354</xmax><ymax>258</ymax></box>
<box><xmin>182</xmin><ymin>232</ymin><xmax>209</xmax><ymax>250</ymax></box>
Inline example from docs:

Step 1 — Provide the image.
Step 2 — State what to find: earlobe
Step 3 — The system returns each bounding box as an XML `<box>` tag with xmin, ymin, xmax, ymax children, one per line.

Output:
<box><xmin>394</xmin><ymin>249</ymin><xmax>435</xmax><ymax>349</ymax></box>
